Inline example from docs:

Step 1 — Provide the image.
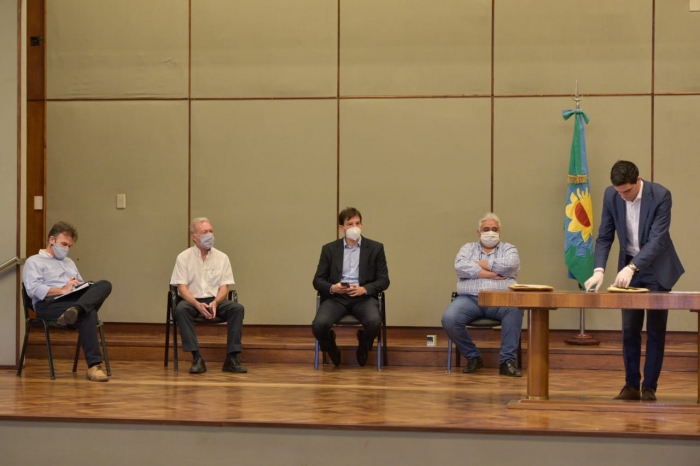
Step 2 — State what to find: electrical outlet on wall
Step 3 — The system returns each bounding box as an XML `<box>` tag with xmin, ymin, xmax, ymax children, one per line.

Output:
<box><xmin>116</xmin><ymin>194</ymin><xmax>126</xmax><ymax>209</ymax></box>
<box><xmin>691</xmin><ymin>0</ymin><xmax>700</xmax><ymax>12</ymax></box>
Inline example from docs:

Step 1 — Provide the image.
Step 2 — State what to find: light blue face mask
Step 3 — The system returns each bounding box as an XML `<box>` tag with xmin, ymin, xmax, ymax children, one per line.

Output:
<box><xmin>198</xmin><ymin>233</ymin><xmax>214</xmax><ymax>250</ymax></box>
<box><xmin>53</xmin><ymin>244</ymin><xmax>69</xmax><ymax>260</ymax></box>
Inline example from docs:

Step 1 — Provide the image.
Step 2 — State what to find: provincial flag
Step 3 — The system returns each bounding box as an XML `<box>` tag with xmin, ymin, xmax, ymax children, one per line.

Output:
<box><xmin>563</xmin><ymin>109</ymin><xmax>594</xmax><ymax>287</ymax></box>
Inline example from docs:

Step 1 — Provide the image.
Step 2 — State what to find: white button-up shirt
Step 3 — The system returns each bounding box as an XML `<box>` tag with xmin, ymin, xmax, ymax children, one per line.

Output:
<box><xmin>170</xmin><ymin>246</ymin><xmax>235</xmax><ymax>299</ymax></box>
<box><xmin>624</xmin><ymin>180</ymin><xmax>643</xmax><ymax>257</ymax></box>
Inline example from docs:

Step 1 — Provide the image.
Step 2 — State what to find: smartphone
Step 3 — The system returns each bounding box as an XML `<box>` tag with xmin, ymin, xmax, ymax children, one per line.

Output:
<box><xmin>340</xmin><ymin>282</ymin><xmax>349</xmax><ymax>287</ymax></box>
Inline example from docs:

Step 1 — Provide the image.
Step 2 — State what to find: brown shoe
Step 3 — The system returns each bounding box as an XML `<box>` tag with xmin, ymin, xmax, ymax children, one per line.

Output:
<box><xmin>86</xmin><ymin>365</ymin><xmax>109</xmax><ymax>382</ymax></box>
<box><xmin>57</xmin><ymin>307</ymin><xmax>79</xmax><ymax>327</ymax></box>
<box><xmin>614</xmin><ymin>386</ymin><xmax>640</xmax><ymax>400</ymax></box>
<box><xmin>641</xmin><ymin>387</ymin><xmax>657</xmax><ymax>401</ymax></box>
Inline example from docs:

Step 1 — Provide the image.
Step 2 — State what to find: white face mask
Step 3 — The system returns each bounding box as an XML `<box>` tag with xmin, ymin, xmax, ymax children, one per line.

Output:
<box><xmin>198</xmin><ymin>233</ymin><xmax>214</xmax><ymax>250</ymax></box>
<box><xmin>345</xmin><ymin>226</ymin><xmax>362</xmax><ymax>242</ymax></box>
<box><xmin>52</xmin><ymin>244</ymin><xmax>70</xmax><ymax>260</ymax></box>
<box><xmin>480</xmin><ymin>231</ymin><xmax>500</xmax><ymax>248</ymax></box>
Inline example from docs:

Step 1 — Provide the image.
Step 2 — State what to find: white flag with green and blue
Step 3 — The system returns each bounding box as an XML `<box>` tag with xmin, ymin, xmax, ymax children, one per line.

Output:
<box><xmin>563</xmin><ymin>109</ymin><xmax>594</xmax><ymax>288</ymax></box>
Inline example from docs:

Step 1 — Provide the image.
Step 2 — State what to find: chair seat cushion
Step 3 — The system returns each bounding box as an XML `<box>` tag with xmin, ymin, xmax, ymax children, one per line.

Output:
<box><xmin>193</xmin><ymin>316</ymin><xmax>225</xmax><ymax>324</ymax></box>
<box><xmin>466</xmin><ymin>318</ymin><xmax>501</xmax><ymax>328</ymax></box>
<box><xmin>335</xmin><ymin>314</ymin><xmax>362</xmax><ymax>325</ymax></box>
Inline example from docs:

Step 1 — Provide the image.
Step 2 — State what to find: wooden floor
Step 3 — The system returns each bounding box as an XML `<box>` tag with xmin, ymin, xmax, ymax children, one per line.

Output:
<box><xmin>2</xmin><ymin>359</ymin><xmax>700</xmax><ymax>440</ymax></box>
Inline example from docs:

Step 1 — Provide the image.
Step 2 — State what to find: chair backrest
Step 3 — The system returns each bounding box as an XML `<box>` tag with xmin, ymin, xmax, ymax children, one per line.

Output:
<box><xmin>20</xmin><ymin>285</ymin><xmax>35</xmax><ymax>320</ymax></box>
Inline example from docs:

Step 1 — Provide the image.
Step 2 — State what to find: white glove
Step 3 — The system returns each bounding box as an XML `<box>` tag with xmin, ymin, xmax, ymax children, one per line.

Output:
<box><xmin>584</xmin><ymin>270</ymin><xmax>604</xmax><ymax>292</ymax></box>
<box><xmin>613</xmin><ymin>266</ymin><xmax>634</xmax><ymax>289</ymax></box>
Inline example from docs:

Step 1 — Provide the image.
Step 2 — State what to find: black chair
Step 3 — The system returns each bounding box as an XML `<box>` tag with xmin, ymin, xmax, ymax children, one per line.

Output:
<box><xmin>164</xmin><ymin>284</ymin><xmax>237</xmax><ymax>371</ymax></box>
<box><xmin>18</xmin><ymin>285</ymin><xmax>111</xmax><ymax>380</ymax></box>
<box><xmin>446</xmin><ymin>292</ymin><xmax>522</xmax><ymax>372</ymax></box>
<box><xmin>314</xmin><ymin>292</ymin><xmax>387</xmax><ymax>370</ymax></box>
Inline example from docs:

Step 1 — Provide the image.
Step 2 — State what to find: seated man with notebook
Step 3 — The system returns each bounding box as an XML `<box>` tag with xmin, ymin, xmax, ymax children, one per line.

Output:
<box><xmin>441</xmin><ymin>213</ymin><xmax>523</xmax><ymax>377</ymax></box>
<box><xmin>22</xmin><ymin>221</ymin><xmax>112</xmax><ymax>382</ymax></box>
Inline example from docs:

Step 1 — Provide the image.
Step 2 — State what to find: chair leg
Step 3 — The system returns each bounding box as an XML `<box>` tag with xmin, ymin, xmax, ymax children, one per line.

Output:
<box><xmin>17</xmin><ymin>328</ymin><xmax>30</xmax><ymax>377</ymax></box>
<box><xmin>376</xmin><ymin>332</ymin><xmax>382</xmax><ymax>371</ymax></box>
<box><xmin>173</xmin><ymin>320</ymin><xmax>179</xmax><ymax>372</ymax></box>
<box><xmin>44</xmin><ymin>324</ymin><xmax>56</xmax><ymax>380</ymax></box>
<box><xmin>164</xmin><ymin>318</ymin><xmax>171</xmax><ymax>367</ymax></box>
<box><xmin>456</xmin><ymin>348</ymin><xmax>461</xmax><ymax>368</ymax></box>
<box><xmin>72</xmin><ymin>337</ymin><xmax>80</xmax><ymax>373</ymax></box>
<box><xmin>382</xmin><ymin>322</ymin><xmax>388</xmax><ymax>367</ymax></box>
<box><xmin>99</xmin><ymin>324</ymin><xmax>112</xmax><ymax>376</ymax></box>
<box><xmin>447</xmin><ymin>338</ymin><xmax>453</xmax><ymax>372</ymax></box>
<box><xmin>314</xmin><ymin>340</ymin><xmax>320</xmax><ymax>370</ymax></box>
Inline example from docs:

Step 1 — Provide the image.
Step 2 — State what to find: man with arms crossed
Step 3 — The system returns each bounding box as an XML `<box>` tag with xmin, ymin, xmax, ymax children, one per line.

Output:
<box><xmin>23</xmin><ymin>221</ymin><xmax>112</xmax><ymax>382</ymax></box>
<box><xmin>585</xmin><ymin>160</ymin><xmax>683</xmax><ymax>401</ymax></box>
<box><xmin>441</xmin><ymin>213</ymin><xmax>522</xmax><ymax>377</ymax></box>
<box><xmin>170</xmin><ymin>217</ymin><xmax>247</xmax><ymax>374</ymax></box>
<box><xmin>312</xmin><ymin>207</ymin><xmax>390</xmax><ymax>367</ymax></box>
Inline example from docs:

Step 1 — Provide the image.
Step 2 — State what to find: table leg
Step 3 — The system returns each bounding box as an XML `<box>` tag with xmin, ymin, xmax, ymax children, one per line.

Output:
<box><xmin>697</xmin><ymin>313</ymin><xmax>700</xmax><ymax>404</ymax></box>
<box><xmin>528</xmin><ymin>308</ymin><xmax>549</xmax><ymax>400</ymax></box>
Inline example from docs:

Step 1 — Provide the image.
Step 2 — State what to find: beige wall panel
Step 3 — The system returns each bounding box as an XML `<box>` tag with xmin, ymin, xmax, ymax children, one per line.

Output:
<box><xmin>191</xmin><ymin>100</ymin><xmax>336</xmax><ymax>325</ymax></box>
<box><xmin>495</xmin><ymin>97</ymin><xmax>651</xmax><ymax>330</ymax></box>
<box><xmin>46</xmin><ymin>102</ymin><xmax>189</xmax><ymax>323</ymax></box>
<box><xmin>47</xmin><ymin>0</ymin><xmax>189</xmax><ymax>98</ymax></box>
<box><xmin>340</xmin><ymin>0</ymin><xmax>491</xmax><ymax>96</ymax></box>
<box><xmin>192</xmin><ymin>0</ymin><xmax>337</xmax><ymax>98</ymax></box>
<box><xmin>494</xmin><ymin>0</ymin><xmax>652</xmax><ymax>95</ymax></box>
<box><xmin>339</xmin><ymin>98</ymin><xmax>491</xmax><ymax>327</ymax></box>
<box><xmin>655</xmin><ymin>1</ymin><xmax>700</xmax><ymax>93</ymax></box>
<box><xmin>654</xmin><ymin>96</ymin><xmax>700</xmax><ymax>332</ymax></box>
<box><xmin>0</xmin><ymin>0</ymin><xmax>19</xmax><ymax>365</ymax></box>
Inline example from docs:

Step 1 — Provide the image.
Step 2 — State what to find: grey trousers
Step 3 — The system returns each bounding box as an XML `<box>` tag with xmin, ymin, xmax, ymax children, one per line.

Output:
<box><xmin>174</xmin><ymin>297</ymin><xmax>244</xmax><ymax>355</ymax></box>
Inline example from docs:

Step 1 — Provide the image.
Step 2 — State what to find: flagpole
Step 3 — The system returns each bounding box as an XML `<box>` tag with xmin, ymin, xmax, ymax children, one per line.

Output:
<box><xmin>564</xmin><ymin>81</ymin><xmax>600</xmax><ymax>346</ymax></box>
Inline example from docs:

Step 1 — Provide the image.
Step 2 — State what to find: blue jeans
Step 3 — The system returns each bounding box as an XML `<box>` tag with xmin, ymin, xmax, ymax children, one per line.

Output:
<box><xmin>441</xmin><ymin>294</ymin><xmax>523</xmax><ymax>364</ymax></box>
<box><xmin>623</xmin><ymin>260</ymin><xmax>670</xmax><ymax>390</ymax></box>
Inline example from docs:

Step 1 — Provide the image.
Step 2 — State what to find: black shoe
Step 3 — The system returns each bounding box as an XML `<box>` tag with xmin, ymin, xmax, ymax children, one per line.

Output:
<box><xmin>222</xmin><ymin>354</ymin><xmax>248</xmax><ymax>373</ymax></box>
<box><xmin>499</xmin><ymin>359</ymin><xmax>522</xmax><ymax>377</ymax></box>
<box><xmin>189</xmin><ymin>357</ymin><xmax>207</xmax><ymax>374</ymax></box>
<box><xmin>356</xmin><ymin>329</ymin><xmax>368</xmax><ymax>367</ymax></box>
<box><xmin>462</xmin><ymin>356</ymin><xmax>484</xmax><ymax>373</ymax></box>
<box><xmin>614</xmin><ymin>385</ymin><xmax>641</xmax><ymax>400</ymax></box>
<box><xmin>328</xmin><ymin>329</ymin><xmax>341</xmax><ymax>367</ymax></box>
<box><xmin>641</xmin><ymin>386</ymin><xmax>657</xmax><ymax>401</ymax></box>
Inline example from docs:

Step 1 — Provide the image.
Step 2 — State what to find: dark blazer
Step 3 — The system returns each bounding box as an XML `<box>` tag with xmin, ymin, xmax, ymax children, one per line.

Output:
<box><xmin>313</xmin><ymin>236</ymin><xmax>390</xmax><ymax>299</ymax></box>
<box><xmin>594</xmin><ymin>179</ymin><xmax>684</xmax><ymax>289</ymax></box>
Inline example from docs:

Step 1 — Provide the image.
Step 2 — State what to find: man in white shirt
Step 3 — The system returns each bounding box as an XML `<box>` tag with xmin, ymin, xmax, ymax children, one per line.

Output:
<box><xmin>23</xmin><ymin>221</ymin><xmax>112</xmax><ymax>382</ymax></box>
<box><xmin>170</xmin><ymin>217</ymin><xmax>247</xmax><ymax>374</ymax></box>
<box><xmin>584</xmin><ymin>160</ymin><xmax>684</xmax><ymax>401</ymax></box>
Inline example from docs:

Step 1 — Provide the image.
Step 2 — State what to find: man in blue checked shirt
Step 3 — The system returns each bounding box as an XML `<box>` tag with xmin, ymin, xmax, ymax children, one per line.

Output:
<box><xmin>441</xmin><ymin>213</ymin><xmax>522</xmax><ymax>377</ymax></box>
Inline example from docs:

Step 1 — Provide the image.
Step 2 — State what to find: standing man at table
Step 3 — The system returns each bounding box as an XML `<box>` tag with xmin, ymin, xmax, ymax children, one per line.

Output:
<box><xmin>584</xmin><ymin>160</ymin><xmax>684</xmax><ymax>401</ymax></box>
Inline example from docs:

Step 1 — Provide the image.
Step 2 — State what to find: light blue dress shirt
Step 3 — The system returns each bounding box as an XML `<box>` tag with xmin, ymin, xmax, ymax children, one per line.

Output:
<box><xmin>23</xmin><ymin>250</ymin><xmax>83</xmax><ymax>306</ymax></box>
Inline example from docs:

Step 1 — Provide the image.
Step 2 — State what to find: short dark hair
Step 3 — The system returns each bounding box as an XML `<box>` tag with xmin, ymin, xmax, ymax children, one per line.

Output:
<box><xmin>338</xmin><ymin>207</ymin><xmax>362</xmax><ymax>226</ymax></box>
<box><xmin>47</xmin><ymin>221</ymin><xmax>78</xmax><ymax>242</ymax></box>
<box><xmin>610</xmin><ymin>160</ymin><xmax>639</xmax><ymax>186</ymax></box>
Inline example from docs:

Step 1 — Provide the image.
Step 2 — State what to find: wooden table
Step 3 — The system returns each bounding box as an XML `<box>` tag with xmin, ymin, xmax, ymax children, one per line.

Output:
<box><xmin>478</xmin><ymin>290</ymin><xmax>700</xmax><ymax>402</ymax></box>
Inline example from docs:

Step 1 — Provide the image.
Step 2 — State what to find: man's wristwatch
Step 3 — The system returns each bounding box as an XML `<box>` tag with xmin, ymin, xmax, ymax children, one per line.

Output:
<box><xmin>628</xmin><ymin>263</ymin><xmax>639</xmax><ymax>273</ymax></box>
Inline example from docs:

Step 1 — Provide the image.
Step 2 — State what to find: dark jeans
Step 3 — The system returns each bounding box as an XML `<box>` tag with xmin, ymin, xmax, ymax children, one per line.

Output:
<box><xmin>623</xmin><ymin>257</ymin><xmax>670</xmax><ymax>390</ymax></box>
<box><xmin>311</xmin><ymin>295</ymin><xmax>381</xmax><ymax>352</ymax></box>
<box><xmin>174</xmin><ymin>298</ymin><xmax>244</xmax><ymax>355</ymax></box>
<box><xmin>34</xmin><ymin>280</ymin><xmax>112</xmax><ymax>367</ymax></box>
